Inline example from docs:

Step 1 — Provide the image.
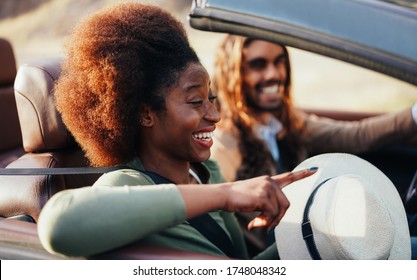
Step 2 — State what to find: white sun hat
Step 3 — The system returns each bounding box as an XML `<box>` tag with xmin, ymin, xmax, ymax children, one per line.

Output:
<box><xmin>275</xmin><ymin>153</ymin><xmax>411</xmax><ymax>260</ymax></box>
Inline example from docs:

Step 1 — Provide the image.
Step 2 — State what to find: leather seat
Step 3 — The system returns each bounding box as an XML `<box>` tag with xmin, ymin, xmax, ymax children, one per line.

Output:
<box><xmin>0</xmin><ymin>38</ymin><xmax>24</xmax><ymax>167</ymax></box>
<box><xmin>0</xmin><ymin>58</ymin><xmax>101</xmax><ymax>222</ymax></box>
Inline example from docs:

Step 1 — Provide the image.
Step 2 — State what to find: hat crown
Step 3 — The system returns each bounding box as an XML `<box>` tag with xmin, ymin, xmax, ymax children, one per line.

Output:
<box><xmin>311</xmin><ymin>175</ymin><xmax>395</xmax><ymax>259</ymax></box>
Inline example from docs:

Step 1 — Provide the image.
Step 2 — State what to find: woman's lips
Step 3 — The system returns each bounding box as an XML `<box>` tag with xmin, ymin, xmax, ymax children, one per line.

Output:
<box><xmin>192</xmin><ymin>128</ymin><xmax>215</xmax><ymax>149</ymax></box>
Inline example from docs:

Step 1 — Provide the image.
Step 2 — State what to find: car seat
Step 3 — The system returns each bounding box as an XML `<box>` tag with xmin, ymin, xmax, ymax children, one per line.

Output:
<box><xmin>0</xmin><ymin>58</ymin><xmax>101</xmax><ymax>222</ymax></box>
<box><xmin>0</xmin><ymin>38</ymin><xmax>24</xmax><ymax>167</ymax></box>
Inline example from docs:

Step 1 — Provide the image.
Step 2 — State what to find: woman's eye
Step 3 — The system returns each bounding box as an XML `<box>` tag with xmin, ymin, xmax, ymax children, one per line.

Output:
<box><xmin>189</xmin><ymin>100</ymin><xmax>203</xmax><ymax>106</ymax></box>
<box><xmin>209</xmin><ymin>96</ymin><xmax>218</xmax><ymax>103</ymax></box>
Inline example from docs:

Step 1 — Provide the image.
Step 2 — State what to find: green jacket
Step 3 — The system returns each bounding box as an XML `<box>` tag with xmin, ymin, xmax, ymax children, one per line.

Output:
<box><xmin>38</xmin><ymin>158</ymin><xmax>278</xmax><ymax>259</ymax></box>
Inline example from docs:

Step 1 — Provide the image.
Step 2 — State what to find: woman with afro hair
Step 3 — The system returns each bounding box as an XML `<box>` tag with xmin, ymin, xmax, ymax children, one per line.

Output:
<box><xmin>37</xmin><ymin>2</ymin><xmax>316</xmax><ymax>259</ymax></box>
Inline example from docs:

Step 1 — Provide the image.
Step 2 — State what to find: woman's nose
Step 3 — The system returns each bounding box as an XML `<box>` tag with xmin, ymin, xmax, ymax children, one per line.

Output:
<box><xmin>205</xmin><ymin>102</ymin><xmax>221</xmax><ymax>123</ymax></box>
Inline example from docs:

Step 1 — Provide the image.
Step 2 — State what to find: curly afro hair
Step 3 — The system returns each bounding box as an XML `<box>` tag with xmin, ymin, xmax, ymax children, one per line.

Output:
<box><xmin>55</xmin><ymin>2</ymin><xmax>199</xmax><ymax>166</ymax></box>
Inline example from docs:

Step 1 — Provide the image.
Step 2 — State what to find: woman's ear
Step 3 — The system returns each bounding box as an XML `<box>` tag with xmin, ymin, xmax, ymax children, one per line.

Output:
<box><xmin>139</xmin><ymin>105</ymin><xmax>154</xmax><ymax>127</ymax></box>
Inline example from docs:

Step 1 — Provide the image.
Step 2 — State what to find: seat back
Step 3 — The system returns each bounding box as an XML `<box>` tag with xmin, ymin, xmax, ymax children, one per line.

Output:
<box><xmin>0</xmin><ymin>58</ymin><xmax>101</xmax><ymax>222</ymax></box>
<box><xmin>0</xmin><ymin>38</ymin><xmax>24</xmax><ymax>167</ymax></box>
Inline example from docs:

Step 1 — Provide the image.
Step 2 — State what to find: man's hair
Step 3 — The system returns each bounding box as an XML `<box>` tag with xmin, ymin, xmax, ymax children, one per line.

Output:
<box><xmin>212</xmin><ymin>35</ymin><xmax>303</xmax><ymax>178</ymax></box>
<box><xmin>212</xmin><ymin>35</ymin><xmax>300</xmax><ymax>130</ymax></box>
<box><xmin>55</xmin><ymin>3</ymin><xmax>199</xmax><ymax>166</ymax></box>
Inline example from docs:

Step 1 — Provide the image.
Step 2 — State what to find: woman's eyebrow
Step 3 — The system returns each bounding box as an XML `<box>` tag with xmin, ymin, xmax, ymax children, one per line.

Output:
<box><xmin>184</xmin><ymin>79</ymin><xmax>210</xmax><ymax>92</ymax></box>
<box><xmin>184</xmin><ymin>83</ymin><xmax>202</xmax><ymax>91</ymax></box>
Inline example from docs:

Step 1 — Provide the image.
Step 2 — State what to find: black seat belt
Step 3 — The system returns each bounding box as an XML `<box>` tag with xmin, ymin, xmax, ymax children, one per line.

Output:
<box><xmin>140</xmin><ymin>170</ymin><xmax>237</xmax><ymax>258</ymax></box>
<box><xmin>0</xmin><ymin>167</ymin><xmax>126</xmax><ymax>175</ymax></box>
<box><xmin>0</xmin><ymin>166</ymin><xmax>237</xmax><ymax>258</ymax></box>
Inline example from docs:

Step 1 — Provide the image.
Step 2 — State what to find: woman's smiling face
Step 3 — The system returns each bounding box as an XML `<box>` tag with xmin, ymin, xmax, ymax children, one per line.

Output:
<box><xmin>151</xmin><ymin>62</ymin><xmax>220</xmax><ymax>163</ymax></box>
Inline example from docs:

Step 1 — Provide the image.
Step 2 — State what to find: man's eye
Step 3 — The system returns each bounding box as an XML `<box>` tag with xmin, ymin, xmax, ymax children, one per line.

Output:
<box><xmin>274</xmin><ymin>55</ymin><xmax>287</xmax><ymax>66</ymax></box>
<box><xmin>248</xmin><ymin>59</ymin><xmax>267</xmax><ymax>70</ymax></box>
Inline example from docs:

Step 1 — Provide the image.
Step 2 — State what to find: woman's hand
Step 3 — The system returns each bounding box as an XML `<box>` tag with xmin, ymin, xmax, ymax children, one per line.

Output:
<box><xmin>223</xmin><ymin>168</ymin><xmax>317</xmax><ymax>231</ymax></box>
<box><xmin>178</xmin><ymin>167</ymin><xmax>317</xmax><ymax>231</ymax></box>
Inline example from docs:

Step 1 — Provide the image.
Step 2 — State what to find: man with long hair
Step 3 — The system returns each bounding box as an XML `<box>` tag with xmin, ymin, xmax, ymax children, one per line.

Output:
<box><xmin>211</xmin><ymin>35</ymin><xmax>417</xmax><ymax>256</ymax></box>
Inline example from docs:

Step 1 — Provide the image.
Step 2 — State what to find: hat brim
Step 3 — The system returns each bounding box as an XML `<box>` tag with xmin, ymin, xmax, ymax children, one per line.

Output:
<box><xmin>274</xmin><ymin>153</ymin><xmax>411</xmax><ymax>259</ymax></box>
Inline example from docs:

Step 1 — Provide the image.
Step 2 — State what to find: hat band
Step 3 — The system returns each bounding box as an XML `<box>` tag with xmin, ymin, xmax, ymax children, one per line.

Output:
<box><xmin>301</xmin><ymin>177</ymin><xmax>334</xmax><ymax>260</ymax></box>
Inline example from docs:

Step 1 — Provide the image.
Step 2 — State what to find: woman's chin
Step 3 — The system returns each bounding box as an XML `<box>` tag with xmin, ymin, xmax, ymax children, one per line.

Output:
<box><xmin>192</xmin><ymin>152</ymin><xmax>211</xmax><ymax>163</ymax></box>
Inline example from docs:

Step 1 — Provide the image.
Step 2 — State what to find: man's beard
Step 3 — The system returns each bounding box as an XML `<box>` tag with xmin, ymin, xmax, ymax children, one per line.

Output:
<box><xmin>244</xmin><ymin>91</ymin><xmax>283</xmax><ymax>112</ymax></box>
<box><xmin>243</xmin><ymin>80</ymin><xmax>284</xmax><ymax>112</ymax></box>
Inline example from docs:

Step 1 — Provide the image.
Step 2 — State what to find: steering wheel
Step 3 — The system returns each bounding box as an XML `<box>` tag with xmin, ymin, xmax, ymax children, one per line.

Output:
<box><xmin>405</xmin><ymin>170</ymin><xmax>417</xmax><ymax>214</ymax></box>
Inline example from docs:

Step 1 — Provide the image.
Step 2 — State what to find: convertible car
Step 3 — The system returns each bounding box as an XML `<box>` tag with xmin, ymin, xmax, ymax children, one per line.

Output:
<box><xmin>0</xmin><ymin>0</ymin><xmax>416</xmax><ymax>259</ymax></box>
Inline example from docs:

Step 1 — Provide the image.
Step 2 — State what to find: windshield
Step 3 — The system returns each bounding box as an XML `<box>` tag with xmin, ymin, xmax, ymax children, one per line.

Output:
<box><xmin>380</xmin><ymin>0</ymin><xmax>417</xmax><ymax>9</ymax></box>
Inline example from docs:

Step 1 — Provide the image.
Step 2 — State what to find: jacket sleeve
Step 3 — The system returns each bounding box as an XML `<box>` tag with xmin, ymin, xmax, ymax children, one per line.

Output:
<box><xmin>38</xmin><ymin>169</ymin><xmax>186</xmax><ymax>257</ymax></box>
<box><xmin>299</xmin><ymin>107</ymin><xmax>417</xmax><ymax>155</ymax></box>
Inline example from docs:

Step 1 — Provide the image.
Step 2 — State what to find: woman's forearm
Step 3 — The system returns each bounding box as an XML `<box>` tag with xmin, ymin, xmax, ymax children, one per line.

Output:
<box><xmin>38</xmin><ymin>184</ymin><xmax>185</xmax><ymax>257</ymax></box>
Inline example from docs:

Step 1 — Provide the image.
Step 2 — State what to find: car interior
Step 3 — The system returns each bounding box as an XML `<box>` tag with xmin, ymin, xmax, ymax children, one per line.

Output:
<box><xmin>2</xmin><ymin>0</ymin><xmax>417</xmax><ymax>265</ymax></box>
<box><xmin>0</xmin><ymin>26</ymin><xmax>416</xmax><ymax>258</ymax></box>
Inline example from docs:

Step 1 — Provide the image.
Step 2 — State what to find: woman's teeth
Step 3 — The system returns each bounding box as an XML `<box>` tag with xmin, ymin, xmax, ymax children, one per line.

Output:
<box><xmin>260</xmin><ymin>84</ymin><xmax>279</xmax><ymax>95</ymax></box>
<box><xmin>192</xmin><ymin>132</ymin><xmax>213</xmax><ymax>141</ymax></box>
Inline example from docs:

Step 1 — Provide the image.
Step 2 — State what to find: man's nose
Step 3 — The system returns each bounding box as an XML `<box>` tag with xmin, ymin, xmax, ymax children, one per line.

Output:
<box><xmin>264</xmin><ymin>63</ymin><xmax>280</xmax><ymax>80</ymax></box>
